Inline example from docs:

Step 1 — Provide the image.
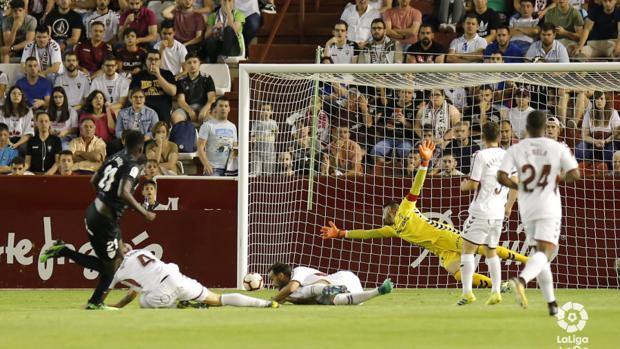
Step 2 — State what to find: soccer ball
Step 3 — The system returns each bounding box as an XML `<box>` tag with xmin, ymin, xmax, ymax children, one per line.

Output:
<box><xmin>242</xmin><ymin>273</ymin><xmax>264</xmax><ymax>291</ymax></box>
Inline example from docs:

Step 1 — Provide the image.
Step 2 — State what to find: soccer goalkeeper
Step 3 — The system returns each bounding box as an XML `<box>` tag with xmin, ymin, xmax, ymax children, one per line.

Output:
<box><xmin>321</xmin><ymin>140</ymin><xmax>527</xmax><ymax>288</ymax></box>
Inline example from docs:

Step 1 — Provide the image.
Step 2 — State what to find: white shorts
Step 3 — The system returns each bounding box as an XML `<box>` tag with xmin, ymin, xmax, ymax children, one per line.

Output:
<box><xmin>461</xmin><ymin>216</ymin><xmax>503</xmax><ymax>248</ymax></box>
<box><xmin>139</xmin><ymin>269</ymin><xmax>209</xmax><ymax>308</ymax></box>
<box><xmin>326</xmin><ymin>271</ymin><xmax>363</xmax><ymax>293</ymax></box>
<box><xmin>523</xmin><ymin>218</ymin><xmax>561</xmax><ymax>246</ymax></box>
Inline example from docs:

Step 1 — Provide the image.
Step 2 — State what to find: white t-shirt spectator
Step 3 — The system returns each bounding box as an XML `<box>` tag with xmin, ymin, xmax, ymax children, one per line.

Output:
<box><xmin>50</xmin><ymin>108</ymin><xmax>79</xmax><ymax>135</ymax></box>
<box><xmin>54</xmin><ymin>71</ymin><xmax>91</xmax><ymax>108</ymax></box>
<box><xmin>89</xmin><ymin>73</ymin><xmax>130</xmax><ymax>104</ymax></box>
<box><xmin>508</xmin><ymin>106</ymin><xmax>535</xmax><ymax>139</ymax></box>
<box><xmin>21</xmin><ymin>39</ymin><xmax>64</xmax><ymax>75</ymax></box>
<box><xmin>340</xmin><ymin>3</ymin><xmax>381</xmax><ymax>43</ymax></box>
<box><xmin>235</xmin><ymin>0</ymin><xmax>260</xmax><ymax>16</ymax></box>
<box><xmin>449</xmin><ymin>34</ymin><xmax>488</xmax><ymax>53</ymax></box>
<box><xmin>83</xmin><ymin>9</ymin><xmax>120</xmax><ymax>43</ymax></box>
<box><xmin>0</xmin><ymin>110</ymin><xmax>35</xmax><ymax>138</ymax></box>
<box><xmin>154</xmin><ymin>40</ymin><xmax>188</xmax><ymax>76</ymax></box>
<box><xmin>198</xmin><ymin>118</ymin><xmax>238</xmax><ymax>169</ymax></box>
<box><xmin>525</xmin><ymin>40</ymin><xmax>570</xmax><ymax>63</ymax></box>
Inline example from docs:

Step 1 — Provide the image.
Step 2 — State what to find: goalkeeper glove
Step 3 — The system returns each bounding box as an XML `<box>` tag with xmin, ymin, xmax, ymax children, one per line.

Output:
<box><xmin>320</xmin><ymin>221</ymin><xmax>346</xmax><ymax>239</ymax></box>
<box><xmin>418</xmin><ymin>139</ymin><xmax>436</xmax><ymax>167</ymax></box>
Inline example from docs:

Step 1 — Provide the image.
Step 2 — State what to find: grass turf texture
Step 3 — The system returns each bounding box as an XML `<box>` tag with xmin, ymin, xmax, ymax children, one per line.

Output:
<box><xmin>0</xmin><ymin>289</ymin><xmax>616</xmax><ymax>349</ymax></box>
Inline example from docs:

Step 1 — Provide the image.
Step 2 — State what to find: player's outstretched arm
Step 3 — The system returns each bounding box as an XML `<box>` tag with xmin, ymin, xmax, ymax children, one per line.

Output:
<box><xmin>321</xmin><ymin>221</ymin><xmax>396</xmax><ymax>239</ymax></box>
<box><xmin>271</xmin><ymin>281</ymin><xmax>301</xmax><ymax>303</ymax></box>
<box><xmin>109</xmin><ymin>290</ymin><xmax>138</xmax><ymax>308</ymax></box>
<box><xmin>408</xmin><ymin>140</ymin><xmax>435</xmax><ymax>199</ymax></box>
<box><xmin>560</xmin><ymin>168</ymin><xmax>581</xmax><ymax>183</ymax></box>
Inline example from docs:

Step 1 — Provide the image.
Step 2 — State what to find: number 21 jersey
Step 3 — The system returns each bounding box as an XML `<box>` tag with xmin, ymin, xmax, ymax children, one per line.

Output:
<box><xmin>95</xmin><ymin>150</ymin><xmax>140</xmax><ymax>220</ymax></box>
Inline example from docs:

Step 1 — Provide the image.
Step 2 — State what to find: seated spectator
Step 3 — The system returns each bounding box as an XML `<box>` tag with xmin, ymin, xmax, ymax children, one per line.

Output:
<box><xmin>116</xmin><ymin>28</ymin><xmax>147</xmax><ymax>78</ymax></box>
<box><xmin>236</xmin><ymin>0</ymin><xmax>260</xmax><ymax>57</ymax></box>
<box><xmin>608</xmin><ymin>150</ymin><xmax>620</xmax><ymax>177</ymax></box>
<box><xmin>0</xmin><ymin>86</ymin><xmax>34</xmax><ymax>151</ymax></box>
<box><xmin>44</xmin><ymin>0</ymin><xmax>83</xmax><ymax>51</ymax></box>
<box><xmin>525</xmin><ymin>22</ymin><xmax>570</xmax><ymax>63</ymax></box>
<box><xmin>575</xmin><ymin>91</ymin><xmax>620</xmax><ymax>170</ymax></box>
<box><xmin>0</xmin><ymin>122</ymin><xmax>19</xmax><ymax>173</ymax></box>
<box><xmin>483</xmin><ymin>25</ymin><xmax>524</xmax><ymax>62</ymax></box>
<box><xmin>326</xmin><ymin>88</ymin><xmax>374</xmax><ymax>148</ymax></box>
<box><xmin>358</xmin><ymin>18</ymin><xmax>403</xmax><ymax>63</ymax></box>
<box><xmin>383</xmin><ymin>0</ymin><xmax>422</xmax><ymax>47</ymax></box>
<box><xmin>48</xmin><ymin>86</ymin><xmax>79</xmax><ymax>148</ymax></box>
<box><xmin>404</xmin><ymin>150</ymin><xmax>421</xmax><ymax>176</ymax></box>
<box><xmin>414</xmin><ymin>125</ymin><xmax>442</xmax><ymax>166</ymax></box>
<box><xmin>546</xmin><ymin>116</ymin><xmax>563</xmax><ymax>141</ymax></box>
<box><xmin>144</xmin><ymin>158</ymin><xmax>162</xmax><ymax>180</ymax></box>
<box><xmin>250</xmin><ymin>102</ymin><xmax>278</xmax><ymax>175</ymax></box>
<box><xmin>371</xmin><ymin>89</ymin><xmax>415</xmax><ymax>167</ymax></box>
<box><xmin>432</xmin><ymin>152</ymin><xmax>465</xmax><ymax>176</ymax></box>
<box><xmin>0</xmin><ymin>71</ymin><xmax>7</xmax><ymax>106</ymax></box>
<box><xmin>116</xmin><ymin>88</ymin><xmax>159</xmax><ymax>141</ymax></box>
<box><xmin>543</xmin><ymin>0</ymin><xmax>583</xmax><ymax>54</ymax></box>
<box><xmin>82</xmin><ymin>0</ymin><xmax>120</xmax><ymax>44</ymax></box>
<box><xmin>68</xmin><ymin>117</ymin><xmax>106</xmax><ymax>174</ymax></box>
<box><xmin>75</xmin><ymin>21</ymin><xmax>113</xmax><ymax>76</ymax></box>
<box><xmin>323</xmin><ymin>20</ymin><xmax>360</xmax><ymax>64</ymax></box>
<box><xmin>514</xmin><ymin>0</ymin><xmax>554</xmax><ymax>20</ymax></box>
<box><xmin>203</xmin><ymin>0</ymin><xmax>245</xmax><ymax>63</ymax></box>
<box><xmin>447</xmin><ymin>14</ymin><xmax>488</xmax><ymax>63</ymax></box>
<box><xmin>464</xmin><ymin>84</ymin><xmax>500</xmax><ymax>135</ymax></box>
<box><xmin>438</xmin><ymin>0</ymin><xmax>464</xmax><ymax>33</ymax></box>
<box><xmin>444</xmin><ymin>121</ymin><xmax>480</xmax><ymax>174</ymax></box>
<box><xmin>21</xmin><ymin>25</ymin><xmax>63</xmax><ymax>77</ymax></box>
<box><xmin>9</xmin><ymin>156</ymin><xmax>34</xmax><ymax>175</ymax></box>
<box><xmin>162</xmin><ymin>0</ymin><xmax>205</xmax><ymax>55</ymax></box>
<box><xmin>328</xmin><ymin>124</ymin><xmax>365</xmax><ymax>175</ymax></box>
<box><xmin>509</xmin><ymin>0</ymin><xmax>540</xmax><ymax>53</ymax></box>
<box><xmin>505</xmin><ymin>87</ymin><xmax>534</xmax><ymax>139</ymax></box>
<box><xmin>169</xmin><ymin>113</ymin><xmax>198</xmax><ymax>153</ymax></box>
<box><xmin>142</xmin><ymin>179</ymin><xmax>169</xmax><ymax>211</ymax></box>
<box><xmin>79</xmin><ymin>90</ymin><xmax>116</xmax><ymax>143</ymax></box>
<box><xmin>574</xmin><ymin>0</ymin><xmax>620</xmax><ymax>60</ymax></box>
<box><xmin>16</xmin><ymin>57</ymin><xmax>53</xmax><ymax>110</ymax></box>
<box><xmin>415</xmin><ymin>89</ymin><xmax>461</xmax><ymax>147</ymax></box>
<box><xmin>26</xmin><ymin>112</ymin><xmax>62</xmax><ymax>174</ymax></box>
<box><xmin>277</xmin><ymin>151</ymin><xmax>295</xmax><ymax>176</ymax></box>
<box><xmin>499</xmin><ymin>119</ymin><xmax>517</xmax><ymax>150</ymax></box>
<box><xmin>155</xmin><ymin>20</ymin><xmax>188</xmax><ymax>76</ymax></box>
<box><xmin>89</xmin><ymin>55</ymin><xmax>130</xmax><ymax>113</ymax></box>
<box><xmin>118</xmin><ymin>0</ymin><xmax>159</xmax><ymax>47</ymax></box>
<box><xmin>406</xmin><ymin>23</ymin><xmax>447</xmax><ymax>63</ymax></box>
<box><xmin>54</xmin><ymin>52</ymin><xmax>91</xmax><ymax>109</ymax></box>
<box><xmin>470</xmin><ymin>0</ymin><xmax>501</xmax><ymax>44</ymax></box>
<box><xmin>341</xmin><ymin>0</ymin><xmax>382</xmax><ymax>44</ymax></box>
<box><xmin>1</xmin><ymin>0</ymin><xmax>36</xmax><ymax>63</ymax></box>
<box><xmin>487</xmin><ymin>0</ymin><xmax>511</xmax><ymax>22</ymax></box>
<box><xmin>146</xmin><ymin>121</ymin><xmax>180</xmax><ymax>175</ymax></box>
<box><xmin>197</xmin><ymin>96</ymin><xmax>238</xmax><ymax>176</ymax></box>
<box><xmin>57</xmin><ymin>150</ymin><xmax>74</xmax><ymax>175</ymax></box>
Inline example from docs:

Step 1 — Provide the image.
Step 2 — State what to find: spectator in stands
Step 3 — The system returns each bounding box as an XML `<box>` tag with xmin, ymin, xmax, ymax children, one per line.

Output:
<box><xmin>1</xmin><ymin>0</ymin><xmax>36</xmax><ymax>63</ymax></box>
<box><xmin>574</xmin><ymin>0</ymin><xmax>620</xmax><ymax>60</ymax></box>
<box><xmin>16</xmin><ymin>57</ymin><xmax>53</xmax><ymax>110</ymax></box>
<box><xmin>171</xmin><ymin>53</ymin><xmax>216</xmax><ymax>125</ymax></box>
<box><xmin>432</xmin><ymin>152</ymin><xmax>465</xmax><ymax>176</ymax></box>
<box><xmin>447</xmin><ymin>14</ymin><xmax>488</xmax><ymax>62</ymax></box>
<box><xmin>438</xmin><ymin>0</ymin><xmax>464</xmax><ymax>33</ymax></box>
<box><xmin>358</xmin><ymin>18</ymin><xmax>403</xmax><ymax>63</ymax></box>
<box><xmin>250</xmin><ymin>102</ymin><xmax>278</xmax><ymax>175</ymax></box>
<box><xmin>83</xmin><ymin>0</ymin><xmax>120</xmax><ymax>44</ymax></box>
<box><xmin>278</xmin><ymin>151</ymin><xmax>295</xmax><ymax>176</ymax></box>
<box><xmin>146</xmin><ymin>121</ymin><xmax>180</xmax><ymax>175</ymax></box>
<box><xmin>130</xmin><ymin>49</ymin><xmax>177</xmax><ymax>124</ymax></box>
<box><xmin>444</xmin><ymin>121</ymin><xmax>480</xmax><ymax>174</ymax></box>
<box><xmin>323</xmin><ymin>20</ymin><xmax>360</xmax><ymax>64</ymax></box>
<box><xmin>9</xmin><ymin>156</ymin><xmax>34</xmax><ymax>175</ymax></box>
<box><xmin>546</xmin><ymin>116</ymin><xmax>563</xmax><ymax>141</ymax></box>
<box><xmin>505</xmin><ymin>87</ymin><xmax>534</xmax><ymax>139</ymax></box>
<box><xmin>487</xmin><ymin>0</ymin><xmax>511</xmax><ymax>22</ymax></box>
<box><xmin>415</xmin><ymin>89</ymin><xmax>461</xmax><ymax>147</ymax></box>
<box><xmin>26</xmin><ymin>112</ymin><xmax>62</xmax><ymax>174</ymax></box>
<box><xmin>204</xmin><ymin>0</ymin><xmax>245</xmax><ymax>63</ymax></box>
<box><xmin>509</xmin><ymin>0</ymin><xmax>540</xmax><ymax>53</ymax></box>
<box><xmin>0</xmin><ymin>71</ymin><xmax>7</xmax><ymax>106</ymax></box>
<box><xmin>116</xmin><ymin>88</ymin><xmax>159</xmax><ymax>141</ymax></box>
<box><xmin>68</xmin><ymin>117</ymin><xmax>106</xmax><ymax>173</ymax></box>
<box><xmin>54</xmin><ymin>52</ymin><xmax>91</xmax><ymax>110</ymax></box>
<box><xmin>236</xmin><ymin>0</ymin><xmax>261</xmax><ymax>57</ymax></box>
<box><xmin>118</xmin><ymin>0</ymin><xmax>159</xmax><ymax>47</ymax></box>
<box><xmin>162</xmin><ymin>0</ymin><xmax>205</xmax><ymax>55</ymax></box>
<box><xmin>464</xmin><ymin>84</ymin><xmax>500</xmax><ymax>135</ymax></box>
<box><xmin>576</xmin><ymin>91</ymin><xmax>620</xmax><ymax>170</ymax></box>
<box><xmin>543</xmin><ymin>0</ymin><xmax>583</xmax><ymax>54</ymax></box>
<box><xmin>80</xmin><ymin>90</ymin><xmax>116</xmax><ymax>143</ymax></box>
<box><xmin>117</xmin><ymin>28</ymin><xmax>147</xmax><ymax>78</ymax></box>
<box><xmin>609</xmin><ymin>150</ymin><xmax>620</xmax><ymax>177</ymax></box>
<box><xmin>144</xmin><ymin>158</ymin><xmax>162</xmax><ymax>180</ymax></box>
<box><xmin>0</xmin><ymin>122</ymin><xmax>19</xmax><ymax>173</ymax></box>
<box><xmin>260</xmin><ymin>0</ymin><xmax>276</xmax><ymax>14</ymax></box>
<box><xmin>75</xmin><ymin>21</ymin><xmax>113</xmax><ymax>76</ymax></box>
<box><xmin>89</xmin><ymin>55</ymin><xmax>130</xmax><ymax>113</ymax></box>
<box><xmin>155</xmin><ymin>20</ymin><xmax>188</xmax><ymax>76</ymax></box>
<box><xmin>383</xmin><ymin>0</ymin><xmax>422</xmax><ymax>47</ymax></box>
<box><xmin>406</xmin><ymin>23</ymin><xmax>447</xmax><ymax>63</ymax></box>
<box><xmin>56</xmin><ymin>150</ymin><xmax>74</xmax><ymax>175</ymax></box>
<box><xmin>470</xmin><ymin>0</ymin><xmax>500</xmax><ymax>44</ymax></box>
<box><xmin>44</xmin><ymin>0</ymin><xmax>84</xmax><ymax>51</ymax></box>
<box><xmin>21</xmin><ymin>25</ymin><xmax>63</xmax><ymax>78</ymax></box>
<box><xmin>0</xmin><ymin>86</ymin><xmax>34</xmax><ymax>151</ymax></box>
<box><xmin>404</xmin><ymin>149</ymin><xmax>421</xmax><ymax>176</ymax></box>
<box><xmin>371</xmin><ymin>89</ymin><xmax>414</xmax><ymax>168</ymax></box>
<box><xmin>513</xmin><ymin>0</ymin><xmax>553</xmax><ymax>20</ymax></box>
<box><xmin>48</xmin><ymin>86</ymin><xmax>78</xmax><ymax>148</ymax></box>
<box><xmin>288</xmin><ymin>122</ymin><xmax>316</xmax><ymax>175</ymax></box>
<box><xmin>197</xmin><ymin>96</ymin><xmax>238</xmax><ymax>176</ymax></box>
<box><xmin>340</xmin><ymin>0</ymin><xmax>382</xmax><ymax>44</ymax></box>
<box><xmin>483</xmin><ymin>25</ymin><xmax>524</xmax><ymax>62</ymax></box>
<box><xmin>326</xmin><ymin>88</ymin><xmax>374</xmax><ymax>148</ymax></box>
<box><xmin>499</xmin><ymin>119</ymin><xmax>516</xmax><ymax>149</ymax></box>
<box><xmin>328</xmin><ymin>124</ymin><xmax>365</xmax><ymax>175</ymax></box>
<box><xmin>526</xmin><ymin>22</ymin><xmax>570</xmax><ymax>62</ymax></box>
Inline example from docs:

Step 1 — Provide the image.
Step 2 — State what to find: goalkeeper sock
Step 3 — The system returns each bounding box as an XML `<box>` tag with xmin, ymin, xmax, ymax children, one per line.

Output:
<box><xmin>460</xmin><ymin>254</ymin><xmax>475</xmax><ymax>295</ymax></box>
<box><xmin>333</xmin><ymin>289</ymin><xmax>379</xmax><ymax>305</ymax></box>
<box><xmin>485</xmin><ymin>256</ymin><xmax>501</xmax><ymax>293</ymax></box>
<box><xmin>495</xmin><ymin>246</ymin><xmax>528</xmax><ymax>263</ymax></box>
<box><xmin>220</xmin><ymin>293</ymin><xmax>270</xmax><ymax>307</ymax></box>
<box><xmin>537</xmin><ymin>263</ymin><xmax>556</xmax><ymax>303</ymax></box>
<box><xmin>454</xmin><ymin>271</ymin><xmax>492</xmax><ymax>288</ymax></box>
<box><xmin>59</xmin><ymin>248</ymin><xmax>103</xmax><ymax>272</ymax></box>
<box><xmin>520</xmin><ymin>251</ymin><xmax>548</xmax><ymax>283</ymax></box>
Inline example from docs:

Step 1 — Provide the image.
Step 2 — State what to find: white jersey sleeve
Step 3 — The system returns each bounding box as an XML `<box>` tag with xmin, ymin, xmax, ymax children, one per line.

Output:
<box><xmin>291</xmin><ymin>266</ymin><xmax>325</xmax><ymax>286</ymax></box>
<box><xmin>112</xmin><ymin>249</ymin><xmax>172</xmax><ymax>292</ymax></box>
<box><xmin>560</xmin><ymin>143</ymin><xmax>579</xmax><ymax>173</ymax></box>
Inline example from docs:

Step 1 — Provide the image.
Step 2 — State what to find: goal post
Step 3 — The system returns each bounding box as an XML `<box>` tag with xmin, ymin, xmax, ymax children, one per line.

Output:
<box><xmin>238</xmin><ymin>63</ymin><xmax>620</xmax><ymax>289</ymax></box>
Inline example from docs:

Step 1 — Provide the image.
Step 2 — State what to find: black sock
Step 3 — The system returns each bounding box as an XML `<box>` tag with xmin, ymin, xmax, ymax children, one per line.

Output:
<box><xmin>88</xmin><ymin>268</ymin><xmax>114</xmax><ymax>305</ymax></box>
<box><xmin>58</xmin><ymin>248</ymin><xmax>104</xmax><ymax>272</ymax></box>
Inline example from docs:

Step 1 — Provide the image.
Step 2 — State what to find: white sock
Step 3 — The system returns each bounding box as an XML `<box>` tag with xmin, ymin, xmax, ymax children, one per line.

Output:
<box><xmin>460</xmin><ymin>254</ymin><xmax>475</xmax><ymax>295</ymax></box>
<box><xmin>294</xmin><ymin>284</ymin><xmax>326</xmax><ymax>298</ymax></box>
<box><xmin>537</xmin><ymin>263</ymin><xmax>556</xmax><ymax>303</ymax></box>
<box><xmin>486</xmin><ymin>256</ymin><xmax>501</xmax><ymax>293</ymax></box>
<box><xmin>333</xmin><ymin>289</ymin><xmax>379</xmax><ymax>305</ymax></box>
<box><xmin>519</xmin><ymin>252</ymin><xmax>548</xmax><ymax>283</ymax></box>
<box><xmin>220</xmin><ymin>293</ymin><xmax>270</xmax><ymax>307</ymax></box>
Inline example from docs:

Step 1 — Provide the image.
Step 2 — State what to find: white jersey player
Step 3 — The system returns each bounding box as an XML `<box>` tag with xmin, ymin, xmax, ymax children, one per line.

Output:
<box><xmin>497</xmin><ymin>110</ymin><xmax>580</xmax><ymax>316</ymax></box>
<box><xmin>268</xmin><ymin>263</ymin><xmax>393</xmax><ymax>305</ymax></box>
<box><xmin>457</xmin><ymin>122</ymin><xmax>517</xmax><ymax>306</ymax></box>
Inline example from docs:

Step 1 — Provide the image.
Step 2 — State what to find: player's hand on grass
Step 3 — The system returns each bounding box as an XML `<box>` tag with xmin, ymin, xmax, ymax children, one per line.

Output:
<box><xmin>418</xmin><ymin>139</ymin><xmax>435</xmax><ymax>162</ymax></box>
<box><xmin>320</xmin><ymin>221</ymin><xmax>345</xmax><ymax>239</ymax></box>
<box><xmin>144</xmin><ymin>211</ymin><xmax>156</xmax><ymax>221</ymax></box>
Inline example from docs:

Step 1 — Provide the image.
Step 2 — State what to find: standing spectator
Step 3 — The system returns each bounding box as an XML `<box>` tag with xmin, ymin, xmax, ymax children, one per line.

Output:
<box><xmin>323</xmin><ymin>20</ymin><xmax>360</xmax><ymax>64</ymax></box>
<box><xmin>0</xmin><ymin>70</ymin><xmax>8</xmax><ymax>106</ymax></box>
<box><xmin>371</xmin><ymin>89</ymin><xmax>415</xmax><ymax>167</ymax></box>
<box><xmin>56</xmin><ymin>150</ymin><xmax>74</xmax><ymax>175</ymax></box>
<box><xmin>0</xmin><ymin>122</ymin><xmax>19</xmax><ymax>173</ymax></box>
<box><xmin>470</xmin><ymin>0</ymin><xmax>501</xmax><ymax>44</ymax></box>
<box><xmin>69</xmin><ymin>117</ymin><xmax>107</xmax><ymax>173</ymax></box>
<box><xmin>415</xmin><ymin>89</ymin><xmax>461</xmax><ymax>146</ymax></box>
<box><xmin>48</xmin><ymin>86</ymin><xmax>79</xmax><ymax>148</ymax></box>
<box><xmin>328</xmin><ymin>124</ymin><xmax>365</xmax><ymax>175</ymax></box>
<box><xmin>483</xmin><ymin>25</ymin><xmax>524</xmax><ymax>62</ymax></box>
<box><xmin>505</xmin><ymin>87</ymin><xmax>534</xmax><ymax>139</ymax></box>
<box><xmin>154</xmin><ymin>20</ymin><xmax>188</xmax><ymax>76</ymax></box>
<box><xmin>146</xmin><ymin>121</ymin><xmax>180</xmax><ymax>175</ymax></box>
<box><xmin>161</xmin><ymin>0</ymin><xmax>205</xmax><ymax>54</ymax></box>
<box><xmin>83</xmin><ymin>0</ymin><xmax>120</xmax><ymax>44</ymax></box>
<box><xmin>525</xmin><ymin>22</ymin><xmax>570</xmax><ymax>63</ymax></box>
<box><xmin>499</xmin><ymin>119</ymin><xmax>516</xmax><ymax>149</ymax></box>
<box><xmin>543</xmin><ymin>0</ymin><xmax>583</xmax><ymax>54</ymax></box>
<box><xmin>115</xmin><ymin>88</ymin><xmax>159</xmax><ymax>141</ymax></box>
<box><xmin>340</xmin><ymin>0</ymin><xmax>381</xmax><ymax>44</ymax></box>
<box><xmin>406</xmin><ymin>23</ymin><xmax>447</xmax><ymax>63</ymax></box>
<box><xmin>89</xmin><ymin>55</ymin><xmax>130</xmax><ymax>113</ymax></box>
<box><xmin>118</xmin><ymin>0</ymin><xmax>159</xmax><ymax>47</ymax></box>
<box><xmin>75</xmin><ymin>21</ymin><xmax>113</xmax><ymax>76</ymax></box>
<box><xmin>357</xmin><ymin>18</ymin><xmax>403</xmax><ymax>63</ymax></box>
<box><xmin>277</xmin><ymin>151</ymin><xmax>295</xmax><ymax>176</ymax></box>
<box><xmin>16</xmin><ymin>57</ymin><xmax>53</xmax><ymax>109</ymax></box>
<box><xmin>444</xmin><ymin>121</ymin><xmax>480</xmax><ymax>174</ymax></box>
<box><xmin>236</xmin><ymin>0</ymin><xmax>261</xmax><ymax>56</ymax></box>
<box><xmin>438</xmin><ymin>0</ymin><xmax>464</xmax><ymax>33</ymax></box>
<box><xmin>204</xmin><ymin>0</ymin><xmax>245</xmax><ymax>63</ymax></box>
<box><xmin>464</xmin><ymin>84</ymin><xmax>500</xmax><ymax>135</ymax></box>
<box><xmin>1</xmin><ymin>0</ymin><xmax>36</xmax><ymax>63</ymax></box>
<box><xmin>546</xmin><ymin>116</ymin><xmax>563</xmax><ymax>141</ymax></box>
<box><xmin>172</xmin><ymin>52</ymin><xmax>216</xmax><ymax>124</ymax></box>
<box><xmin>130</xmin><ymin>50</ymin><xmax>177</xmax><ymax>124</ymax></box>
<box><xmin>26</xmin><ymin>112</ymin><xmax>62</xmax><ymax>174</ymax></box>
<box><xmin>79</xmin><ymin>90</ymin><xmax>116</xmax><ymax>143</ymax></box>
<box><xmin>574</xmin><ymin>0</ymin><xmax>620</xmax><ymax>60</ymax></box>
<box><xmin>383</xmin><ymin>0</ymin><xmax>422</xmax><ymax>47</ymax></box>
<box><xmin>447</xmin><ymin>14</ymin><xmax>488</xmax><ymax>62</ymax></box>
<box><xmin>197</xmin><ymin>96</ymin><xmax>238</xmax><ymax>176</ymax></box>
<box><xmin>116</xmin><ymin>28</ymin><xmax>147</xmax><ymax>78</ymax></box>
<box><xmin>509</xmin><ymin>0</ymin><xmax>540</xmax><ymax>53</ymax></box>
<box><xmin>44</xmin><ymin>0</ymin><xmax>84</xmax><ymax>51</ymax></box>
<box><xmin>21</xmin><ymin>25</ymin><xmax>63</xmax><ymax>77</ymax></box>
<box><xmin>250</xmin><ymin>102</ymin><xmax>278</xmax><ymax>175</ymax></box>
<box><xmin>54</xmin><ymin>52</ymin><xmax>91</xmax><ymax>110</ymax></box>
<box><xmin>0</xmin><ymin>86</ymin><xmax>34</xmax><ymax>150</ymax></box>
<box><xmin>608</xmin><ymin>150</ymin><xmax>620</xmax><ymax>177</ymax></box>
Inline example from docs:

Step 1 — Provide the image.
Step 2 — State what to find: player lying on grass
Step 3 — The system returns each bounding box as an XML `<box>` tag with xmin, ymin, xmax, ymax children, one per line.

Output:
<box><xmin>321</xmin><ymin>140</ymin><xmax>528</xmax><ymax>289</ymax></box>
<box><xmin>41</xmin><ymin>242</ymin><xmax>278</xmax><ymax>309</ymax></box>
<box><xmin>268</xmin><ymin>262</ymin><xmax>393</xmax><ymax>305</ymax></box>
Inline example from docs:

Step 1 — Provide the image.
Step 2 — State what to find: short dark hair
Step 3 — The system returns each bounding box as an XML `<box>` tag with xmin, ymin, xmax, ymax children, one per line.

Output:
<box><xmin>64</xmin><ymin>51</ymin><xmax>77</xmax><ymax>60</ymax></box>
<box><xmin>464</xmin><ymin>13</ymin><xmax>479</xmax><ymax>24</ymax></box>
<box><xmin>496</xmin><ymin>24</ymin><xmax>510</xmax><ymax>33</ymax></box>
<box><xmin>90</xmin><ymin>20</ymin><xmax>105</xmax><ymax>29</ymax></box>
<box><xmin>147</xmin><ymin>49</ymin><xmax>161</xmax><ymax>58</ymax></box>
<box><xmin>124</xmin><ymin>130</ymin><xmax>145</xmax><ymax>153</ymax></box>
<box><xmin>123</xmin><ymin>28</ymin><xmax>138</xmax><ymax>38</ymax></box>
<box><xmin>25</xmin><ymin>56</ymin><xmax>38</xmax><ymax>64</ymax></box>
<box><xmin>321</xmin><ymin>56</ymin><xmax>334</xmax><ymax>64</ymax></box>
<box><xmin>35</xmin><ymin>24</ymin><xmax>49</xmax><ymax>34</ymax></box>
<box><xmin>214</xmin><ymin>95</ymin><xmax>229</xmax><ymax>107</ymax></box>
<box><xmin>161</xmin><ymin>19</ymin><xmax>174</xmax><ymax>30</ymax></box>
<box><xmin>371</xmin><ymin>18</ymin><xmax>385</xmax><ymax>28</ymax></box>
<box><xmin>540</xmin><ymin>22</ymin><xmax>556</xmax><ymax>33</ymax></box>
<box><xmin>419</xmin><ymin>22</ymin><xmax>434</xmax><ymax>32</ymax></box>
<box><xmin>10</xmin><ymin>0</ymin><xmax>25</xmax><ymax>9</ymax></box>
<box><xmin>59</xmin><ymin>150</ymin><xmax>74</xmax><ymax>157</ymax></box>
<box><xmin>0</xmin><ymin>122</ymin><xmax>8</xmax><ymax>133</ymax></box>
<box><xmin>130</xmin><ymin>87</ymin><xmax>145</xmax><ymax>98</ymax></box>
<box><xmin>143</xmin><ymin>179</ymin><xmax>157</xmax><ymax>188</ymax></box>
<box><xmin>11</xmin><ymin>156</ymin><xmax>25</xmax><ymax>166</ymax></box>
<box><xmin>482</xmin><ymin>121</ymin><xmax>500</xmax><ymax>142</ymax></box>
<box><xmin>519</xmin><ymin>0</ymin><xmax>534</xmax><ymax>6</ymax></box>
<box><xmin>334</xmin><ymin>20</ymin><xmax>348</xmax><ymax>30</ymax></box>
<box><xmin>526</xmin><ymin>110</ymin><xmax>547</xmax><ymax>134</ymax></box>
<box><xmin>185</xmin><ymin>51</ymin><xmax>200</xmax><ymax>61</ymax></box>
<box><xmin>103</xmin><ymin>54</ymin><xmax>116</xmax><ymax>64</ymax></box>
<box><xmin>268</xmin><ymin>263</ymin><xmax>292</xmax><ymax>279</ymax></box>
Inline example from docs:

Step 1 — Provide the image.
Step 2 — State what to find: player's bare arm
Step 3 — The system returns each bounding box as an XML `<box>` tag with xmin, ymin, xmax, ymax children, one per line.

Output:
<box><xmin>271</xmin><ymin>280</ymin><xmax>301</xmax><ymax>303</ymax></box>
<box><xmin>109</xmin><ymin>290</ymin><xmax>139</xmax><ymax>308</ymax></box>
<box><xmin>460</xmin><ymin>178</ymin><xmax>479</xmax><ymax>191</ymax></box>
<box><xmin>497</xmin><ymin>170</ymin><xmax>519</xmax><ymax>190</ymax></box>
<box><xmin>560</xmin><ymin>168</ymin><xmax>581</xmax><ymax>183</ymax></box>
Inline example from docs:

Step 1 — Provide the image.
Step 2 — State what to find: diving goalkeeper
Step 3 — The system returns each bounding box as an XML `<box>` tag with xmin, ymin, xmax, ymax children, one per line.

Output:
<box><xmin>321</xmin><ymin>140</ymin><xmax>527</xmax><ymax>288</ymax></box>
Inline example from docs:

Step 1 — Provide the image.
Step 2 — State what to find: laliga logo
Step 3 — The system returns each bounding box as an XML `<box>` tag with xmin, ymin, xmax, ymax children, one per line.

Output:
<box><xmin>557</xmin><ymin>302</ymin><xmax>588</xmax><ymax>333</ymax></box>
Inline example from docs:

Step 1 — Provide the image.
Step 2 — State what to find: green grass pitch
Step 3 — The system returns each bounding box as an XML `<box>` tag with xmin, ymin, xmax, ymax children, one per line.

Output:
<box><xmin>0</xmin><ymin>289</ymin><xmax>616</xmax><ymax>349</ymax></box>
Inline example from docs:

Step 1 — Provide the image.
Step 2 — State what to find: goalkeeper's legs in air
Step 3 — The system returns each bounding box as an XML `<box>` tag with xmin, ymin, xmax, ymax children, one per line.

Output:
<box><xmin>485</xmin><ymin>245</ymin><xmax>528</xmax><ymax>264</ymax></box>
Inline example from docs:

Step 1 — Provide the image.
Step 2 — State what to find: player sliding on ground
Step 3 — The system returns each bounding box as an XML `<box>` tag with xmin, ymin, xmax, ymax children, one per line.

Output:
<box><xmin>268</xmin><ymin>263</ymin><xmax>393</xmax><ymax>305</ymax></box>
<box><xmin>497</xmin><ymin>110</ymin><xmax>580</xmax><ymax>316</ymax></box>
<box><xmin>321</xmin><ymin>140</ymin><xmax>528</xmax><ymax>290</ymax></box>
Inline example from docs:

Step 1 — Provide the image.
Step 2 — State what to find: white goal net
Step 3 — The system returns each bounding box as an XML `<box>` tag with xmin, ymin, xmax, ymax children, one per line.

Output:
<box><xmin>238</xmin><ymin>63</ymin><xmax>620</xmax><ymax>289</ymax></box>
